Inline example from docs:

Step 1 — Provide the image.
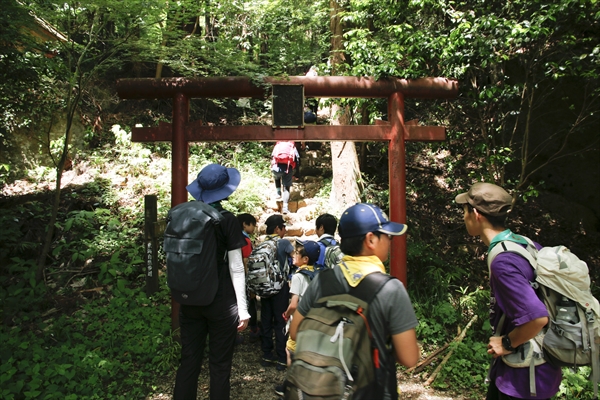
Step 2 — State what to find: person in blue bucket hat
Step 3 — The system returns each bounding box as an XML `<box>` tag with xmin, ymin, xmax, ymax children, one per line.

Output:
<box><xmin>186</xmin><ymin>163</ymin><xmax>241</xmax><ymax>204</ymax></box>
<box><xmin>174</xmin><ymin>163</ymin><xmax>249</xmax><ymax>400</ymax></box>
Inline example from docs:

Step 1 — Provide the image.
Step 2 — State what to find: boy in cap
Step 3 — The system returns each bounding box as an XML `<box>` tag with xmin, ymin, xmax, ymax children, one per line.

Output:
<box><xmin>174</xmin><ymin>164</ymin><xmax>249</xmax><ymax>400</ymax></box>
<box><xmin>261</xmin><ymin>214</ymin><xmax>294</xmax><ymax>371</ymax></box>
<box><xmin>274</xmin><ymin>240</ymin><xmax>321</xmax><ymax>396</ymax></box>
<box><xmin>455</xmin><ymin>182</ymin><xmax>561</xmax><ymax>399</ymax></box>
<box><xmin>289</xmin><ymin>203</ymin><xmax>420</xmax><ymax>400</ymax></box>
<box><xmin>283</xmin><ymin>240</ymin><xmax>321</xmax><ymax>359</ymax></box>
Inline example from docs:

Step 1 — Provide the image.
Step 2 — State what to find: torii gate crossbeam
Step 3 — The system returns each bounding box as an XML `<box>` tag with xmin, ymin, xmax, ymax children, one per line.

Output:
<box><xmin>117</xmin><ymin>75</ymin><xmax>458</xmax><ymax>285</ymax></box>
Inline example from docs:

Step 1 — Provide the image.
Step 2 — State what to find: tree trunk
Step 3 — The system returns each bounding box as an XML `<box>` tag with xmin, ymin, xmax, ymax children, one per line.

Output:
<box><xmin>36</xmin><ymin>90</ymin><xmax>82</xmax><ymax>282</ymax></box>
<box><xmin>329</xmin><ymin>0</ymin><xmax>361</xmax><ymax>212</ymax></box>
<box><xmin>330</xmin><ymin>124</ymin><xmax>361</xmax><ymax>212</ymax></box>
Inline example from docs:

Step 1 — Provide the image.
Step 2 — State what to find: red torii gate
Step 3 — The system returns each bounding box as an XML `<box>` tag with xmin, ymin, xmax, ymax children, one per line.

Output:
<box><xmin>117</xmin><ymin>76</ymin><xmax>458</xmax><ymax>286</ymax></box>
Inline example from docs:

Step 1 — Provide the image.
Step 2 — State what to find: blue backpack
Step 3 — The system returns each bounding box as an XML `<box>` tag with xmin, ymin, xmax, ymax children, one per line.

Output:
<box><xmin>317</xmin><ymin>237</ymin><xmax>343</xmax><ymax>268</ymax></box>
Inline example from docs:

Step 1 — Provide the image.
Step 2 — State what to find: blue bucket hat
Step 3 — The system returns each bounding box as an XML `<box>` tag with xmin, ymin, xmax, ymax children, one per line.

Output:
<box><xmin>186</xmin><ymin>163</ymin><xmax>241</xmax><ymax>204</ymax></box>
<box><xmin>338</xmin><ymin>203</ymin><xmax>407</xmax><ymax>238</ymax></box>
<box><xmin>296</xmin><ymin>240</ymin><xmax>321</xmax><ymax>265</ymax></box>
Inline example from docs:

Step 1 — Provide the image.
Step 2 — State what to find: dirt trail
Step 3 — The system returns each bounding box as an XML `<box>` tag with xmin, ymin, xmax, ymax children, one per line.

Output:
<box><xmin>146</xmin><ymin>328</ymin><xmax>471</xmax><ymax>400</ymax></box>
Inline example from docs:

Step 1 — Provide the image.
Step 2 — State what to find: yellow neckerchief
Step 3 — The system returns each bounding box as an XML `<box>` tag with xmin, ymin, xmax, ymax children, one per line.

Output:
<box><xmin>295</xmin><ymin>264</ymin><xmax>315</xmax><ymax>273</ymax></box>
<box><xmin>339</xmin><ymin>255</ymin><xmax>386</xmax><ymax>287</ymax></box>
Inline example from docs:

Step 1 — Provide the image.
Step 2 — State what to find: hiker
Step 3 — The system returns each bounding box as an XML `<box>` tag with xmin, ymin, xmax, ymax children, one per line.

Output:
<box><xmin>284</xmin><ymin>240</ymin><xmax>321</xmax><ymax>363</ymax></box>
<box><xmin>315</xmin><ymin>213</ymin><xmax>338</xmax><ymax>267</ymax></box>
<box><xmin>315</xmin><ymin>213</ymin><xmax>337</xmax><ymax>242</ymax></box>
<box><xmin>271</xmin><ymin>141</ymin><xmax>299</xmax><ymax>214</ymax></box>
<box><xmin>455</xmin><ymin>182</ymin><xmax>561</xmax><ymax>399</ymax></box>
<box><xmin>289</xmin><ymin>203</ymin><xmax>420</xmax><ymax>399</ymax></box>
<box><xmin>237</xmin><ymin>213</ymin><xmax>260</xmax><ymax>341</ymax></box>
<box><xmin>173</xmin><ymin>164</ymin><xmax>250</xmax><ymax>400</ymax></box>
<box><xmin>260</xmin><ymin>214</ymin><xmax>294</xmax><ymax>371</ymax></box>
<box><xmin>275</xmin><ymin>240</ymin><xmax>321</xmax><ymax>396</ymax></box>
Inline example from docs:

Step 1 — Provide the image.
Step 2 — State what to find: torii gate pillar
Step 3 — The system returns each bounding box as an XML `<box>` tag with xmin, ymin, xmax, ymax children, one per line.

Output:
<box><xmin>172</xmin><ymin>93</ymin><xmax>190</xmax><ymax>206</ymax></box>
<box><xmin>388</xmin><ymin>92</ymin><xmax>407</xmax><ymax>280</ymax></box>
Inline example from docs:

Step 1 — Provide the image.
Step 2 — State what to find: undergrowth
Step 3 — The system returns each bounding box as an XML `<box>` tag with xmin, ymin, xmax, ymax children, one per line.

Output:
<box><xmin>0</xmin><ymin>131</ymin><xmax>272</xmax><ymax>399</ymax></box>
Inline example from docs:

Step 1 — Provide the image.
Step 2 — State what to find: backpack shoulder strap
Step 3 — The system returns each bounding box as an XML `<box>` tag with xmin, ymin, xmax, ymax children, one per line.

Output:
<box><xmin>487</xmin><ymin>239</ymin><xmax>537</xmax><ymax>277</ymax></box>
<box><xmin>298</xmin><ymin>268</ymin><xmax>315</xmax><ymax>280</ymax></box>
<box><xmin>350</xmin><ymin>272</ymin><xmax>394</xmax><ymax>305</ymax></box>
<box><xmin>319</xmin><ymin>237</ymin><xmax>336</xmax><ymax>247</ymax></box>
<box><xmin>317</xmin><ymin>266</ymin><xmax>393</xmax><ymax>304</ymax></box>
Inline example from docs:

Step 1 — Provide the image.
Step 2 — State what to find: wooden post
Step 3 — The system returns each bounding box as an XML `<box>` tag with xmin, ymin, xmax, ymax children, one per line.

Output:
<box><xmin>170</xmin><ymin>92</ymin><xmax>189</xmax><ymax>334</ymax></box>
<box><xmin>172</xmin><ymin>92</ymin><xmax>190</xmax><ymax>207</ymax></box>
<box><xmin>388</xmin><ymin>92</ymin><xmax>407</xmax><ymax>285</ymax></box>
<box><xmin>144</xmin><ymin>195</ymin><xmax>159</xmax><ymax>295</ymax></box>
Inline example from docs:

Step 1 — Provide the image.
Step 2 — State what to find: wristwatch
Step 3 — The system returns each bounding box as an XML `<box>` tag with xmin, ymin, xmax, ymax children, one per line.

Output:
<box><xmin>502</xmin><ymin>334</ymin><xmax>516</xmax><ymax>352</ymax></box>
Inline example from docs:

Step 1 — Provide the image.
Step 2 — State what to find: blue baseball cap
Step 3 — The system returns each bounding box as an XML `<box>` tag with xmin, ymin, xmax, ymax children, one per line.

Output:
<box><xmin>338</xmin><ymin>203</ymin><xmax>408</xmax><ymax>238</ymax></box>
<box><xmin>296</xmin><ymin>240</ymin><xmax>321</xmax><ymax>265</ymax></box>
<box><xmin>186</xmin><ymin>163</ymin><xmax>241</xmax><ymax>204</ymax></box>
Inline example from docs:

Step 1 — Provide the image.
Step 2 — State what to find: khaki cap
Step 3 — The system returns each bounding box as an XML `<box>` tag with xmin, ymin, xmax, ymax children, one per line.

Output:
<box><xmin>455</xmin><ymin>182</ymin><xmax>512</xmax><ymax>216</ymax></box>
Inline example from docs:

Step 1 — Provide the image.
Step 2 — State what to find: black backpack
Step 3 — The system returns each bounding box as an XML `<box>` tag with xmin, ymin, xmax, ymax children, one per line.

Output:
<box><xmin>284</xmin><ymin>268</ymin><xmax>393</xmax><ymax>400</ymax></box>
<box><xmin>163</xmin><ymin>201</ymin><xmax>225</xmax><ymax>305</ymax></box>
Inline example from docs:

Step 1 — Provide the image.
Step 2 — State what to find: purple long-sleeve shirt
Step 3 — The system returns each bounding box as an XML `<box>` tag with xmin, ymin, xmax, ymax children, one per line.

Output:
<box><xmin>489</xmin><ymin>243</ymin><xmax>562</xmax><ymax>399</ymax></box>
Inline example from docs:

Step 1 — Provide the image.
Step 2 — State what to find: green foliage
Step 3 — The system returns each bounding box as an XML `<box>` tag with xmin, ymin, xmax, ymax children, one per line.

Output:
<box><xmin>558</xmin><ymin>366</ymin><xmax>595</xmax><ymax>399</ymax></box>
<box><xmin>223</xmin><ymin>174</ymin><xmax>269</xmax><ymax>216</ymax></box>
<box><xmin>0</xmin><ymin>201</ymin><xmax>48</xmax><ymax>261</ymax></box>
<box><xmin>0</xmin><ymin>285</ymin><xmax>173</xmax><ymax>399</ymax></box>
<box><xmin>130</xmin><ymin>0</ymin><xmax>329</xmax><ymax>78</ymax></box>
<box><xmin>430</xmin><ymin>337</ymin><xmax>489</xmax><ymax>393</ymax></box>
<box><xmin>0</xmin><ymin>181</ymin><xmax>173</xmax><ymax>398</ymax></box>
<box><xmin>413</xmin><ymin>300</ymin><xmax>460</xmax><ymax>345</ymax></box>
<box><xmin>360</xmin><ymin>180</ymin><xmax>389</xmax><ymax>206</ymax></box>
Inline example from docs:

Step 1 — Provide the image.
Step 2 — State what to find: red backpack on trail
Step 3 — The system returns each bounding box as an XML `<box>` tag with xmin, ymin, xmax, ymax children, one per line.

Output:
<box><xmin>271</xmin><ymin>141</ymin><xmax>297</xmax><ymax>172</ymax></box>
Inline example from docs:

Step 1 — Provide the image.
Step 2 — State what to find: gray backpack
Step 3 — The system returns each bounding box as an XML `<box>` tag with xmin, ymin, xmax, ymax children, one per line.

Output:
<box><xmin>247</xmin><ymin>236</ymin><xmax>286</xmax><ymax>297</ymax></box>
<box><xmin>284</xmin><ymin>268</ymin><xmax>393</xmax><ymax>400</ymax></box>
<box><xmin>488</xmin><ymin>237</ymin><xmax>600</xmax><ymax>398</ymax></box>
<box><xmin>163</xmin><ymin>201</ymin><xmax>225</xmax><ymax>305</ymax></box>
<box><xmin>324</xmin><ymin>243</ymin><xmax>344</xmax><ymax>268</ymax></box>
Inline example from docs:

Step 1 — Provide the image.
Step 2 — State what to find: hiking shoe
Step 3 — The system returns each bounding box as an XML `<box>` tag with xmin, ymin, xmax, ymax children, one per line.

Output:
<box><xmin>249</xmin><ymin>326</ymin><xmax>261</xmax><ymax>342</ymax></box>
<box><xmin>261</xmin><ymin>353</ymin><xmax>277</xmax><ymax>367</ymax></box>
<box><xmin>276</xmin><ymin>361</ymin><xmax>287</xmax><ymax>371</ymax></box>
<box><xmin>235</xmin><ymin>334</ymin><xmax>244</xmax><ymax>345</ymax></box>
<box><xmin>274</xmin><ymin>383</ymin><xmax>285</xmax><ymax>396</ymax></box>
